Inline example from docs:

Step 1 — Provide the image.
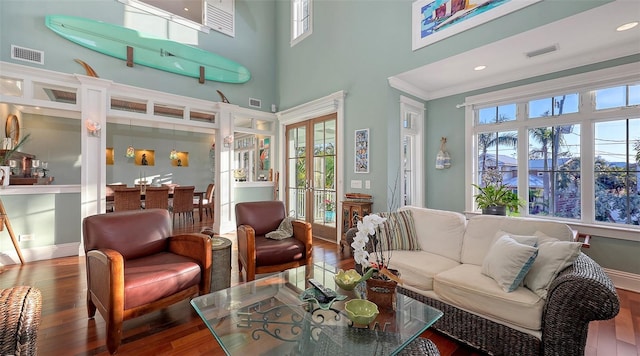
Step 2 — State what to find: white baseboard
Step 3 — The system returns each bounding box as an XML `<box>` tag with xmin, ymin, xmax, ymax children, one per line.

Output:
<box><xmin>605</xmin><ymin>268</ymin><xmax>640</xmax><ymax>294</ymax></box>
<box><xmin>0</xmin><ymin>242</ymin><xmax>80</xmax><ymax>266</ymax></box>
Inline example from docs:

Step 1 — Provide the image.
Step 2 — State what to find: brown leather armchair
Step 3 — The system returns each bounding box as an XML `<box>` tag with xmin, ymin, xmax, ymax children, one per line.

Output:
<box><xmin>82</xmin><ymin>209</ymin><xmax>212</xmax><ymax>354</ymax></box>
<box><xmin>235</xmin><ymin>201</ymin><xmax>313</xmax><ymax>281</ymax></box>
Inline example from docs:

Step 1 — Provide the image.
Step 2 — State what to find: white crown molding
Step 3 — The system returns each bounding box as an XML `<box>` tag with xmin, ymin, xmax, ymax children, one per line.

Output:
<box><xmin>277</xmin><ymin>90</ymin><xmax>346</xmax><ymax>124</ymax></box>
<box><xmin>388</xmin><ymin>77</ymin><xmax>430</xmax><ymax>101</ymax></box>
<box><xmin>427</xmin><ymin>43</ymin><xmax>640</xmax><ymax>100</ymax></box>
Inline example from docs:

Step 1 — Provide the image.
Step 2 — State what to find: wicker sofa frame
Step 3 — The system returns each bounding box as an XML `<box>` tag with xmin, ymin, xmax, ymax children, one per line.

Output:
<box><xmin>0</xmin><ymin>286</ymin><xmax>42</xmax><ymax>356</ymax></box>
<box><xmin>404</xmin><ymin>253</ymin><xmax>619</xmax><ymax>356</ymax></box>
<box><xmin>348</xmin><ymin>228</ymin><xmax>620</xmax><ymax>356</ymax></box>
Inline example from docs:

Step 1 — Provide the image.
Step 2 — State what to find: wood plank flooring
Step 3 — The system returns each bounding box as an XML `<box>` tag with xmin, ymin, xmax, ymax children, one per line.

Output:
<box><xmin>0</xmin><ymin>215</ymin><xmax>638</xmax><ymax>355</ymax></box>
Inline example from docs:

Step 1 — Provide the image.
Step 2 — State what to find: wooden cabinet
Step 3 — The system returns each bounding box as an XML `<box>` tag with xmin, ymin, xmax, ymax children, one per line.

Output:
<box><xmin>340</xmin><ymin>200</ymin><xmax>372</xmax><ymax>252</ymax></box>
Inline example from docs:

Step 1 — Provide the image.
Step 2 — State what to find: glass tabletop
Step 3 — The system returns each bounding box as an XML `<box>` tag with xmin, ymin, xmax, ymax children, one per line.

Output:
<box><xmin>190</xmin><ymin>263</ymin><xmax>443</xmax><ymax>355</ymax></box>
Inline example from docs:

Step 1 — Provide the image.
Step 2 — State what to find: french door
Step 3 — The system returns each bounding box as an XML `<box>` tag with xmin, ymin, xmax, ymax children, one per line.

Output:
<box><xmin>285</xmin><ymin>113</ymin><xmax>337</xmax><ymax>241</ymax></box>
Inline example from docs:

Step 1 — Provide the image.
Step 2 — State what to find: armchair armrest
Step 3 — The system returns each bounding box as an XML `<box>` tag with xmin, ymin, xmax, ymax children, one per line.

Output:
<box><xmin>292</xmin><ymin>220</ymin><xmax>313</xmax><ymax>260</ymax></box>
<box><xmin>86</xmin><ymin>249</ymin><xmax>125</xmax><ymax>319</ymax></box>
<box><xmin>236</xmin><ymin>225</ymin><xmax>257</xmax><ymax>265</ymax></box>
<box><xmin>542</xmin><ymin>253</ymin><xmax>619</xmax><ymax>356</ymax></box>
<box><xmin>168</xmin><ymin>233</ymin><xmax>212</xmax><ymax>295</ymax></box>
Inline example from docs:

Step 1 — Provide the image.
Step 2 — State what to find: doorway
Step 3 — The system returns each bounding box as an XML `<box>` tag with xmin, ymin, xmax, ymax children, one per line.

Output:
<box><xmin>285</xmin><ymin>113</ymin><xmax>337</xmax><ymax>241</ymax></box>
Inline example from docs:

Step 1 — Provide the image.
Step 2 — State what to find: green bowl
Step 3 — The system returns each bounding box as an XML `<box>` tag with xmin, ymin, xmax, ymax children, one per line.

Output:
<box><xmin>344</xmin><ymin>299</ymin><xmax>379</xmax><ymax>325</ymax></box>
<box><xmin>334</xmin><ymin>269</ymin><xmax>362</xmax><ymax>291</ymax></box>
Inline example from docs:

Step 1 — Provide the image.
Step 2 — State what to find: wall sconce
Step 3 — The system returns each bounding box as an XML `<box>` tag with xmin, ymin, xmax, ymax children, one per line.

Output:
<box><xmin>125</xmin><ymin>120</ymin><xmax>135</xmax><ymax>158</ymax></box>
<box><xmin>85</xmin><ymin>119</ymin><xmax>101</xmax><ymax>137</ymax></box>
<box><xmin>435</xmin><ymin>137</ymin><xmax>451</xmax><ymax>169</ymax></box>
<box><xmin>169</xmin><ymin>125</ymin><xmax>179</xmax><ymax>159</ymax></box>
<box><xmin>223</xmin><ymin>135</ymin><xmax>234</xmax><ymax>148</ymax></box>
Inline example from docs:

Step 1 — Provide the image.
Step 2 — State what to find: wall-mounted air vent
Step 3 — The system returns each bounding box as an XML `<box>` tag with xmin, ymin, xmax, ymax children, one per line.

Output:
<box><xmin>205</xmin><ymin>0</ymin><xmax>235</xmax><ymax>37</ymax></box>
<box><xmin>11</xmin><ymin>45</ymin><xmax>44</xmax><ymax>65</ymax></box>
<box><xmin>525</xmin><ymin>44</ymin><xmax>559</xmax><ymax>59</ymax></box>
<box><xmin>249</xmin><ymin>98</ymin><xmax>262</xmax><ymax>108</ymax></box>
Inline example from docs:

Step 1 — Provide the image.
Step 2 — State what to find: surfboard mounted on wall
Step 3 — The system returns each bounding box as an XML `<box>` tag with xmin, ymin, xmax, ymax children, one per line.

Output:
<box><xmin>45</xmin><ymin>15</ymin><xmax>251</xmax><ymax>84</ymax></box>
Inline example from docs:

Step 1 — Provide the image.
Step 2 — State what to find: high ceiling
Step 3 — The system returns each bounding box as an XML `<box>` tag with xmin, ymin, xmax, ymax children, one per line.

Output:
<box><xmin>389</xmin><ymin>0</ymin><xmax>640</xmax><ymax>100</ymax></box>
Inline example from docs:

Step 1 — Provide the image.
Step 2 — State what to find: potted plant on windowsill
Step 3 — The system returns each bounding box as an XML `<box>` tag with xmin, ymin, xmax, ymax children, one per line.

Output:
<box><xmin>472</xmin><ymin>183</ymin><xmax>523</xmax><ymax>215</ymax></box>
<box><xmin>472</xmin><ymin>167</ymin><xmax>524</xmax><ymax>216</ymax></box>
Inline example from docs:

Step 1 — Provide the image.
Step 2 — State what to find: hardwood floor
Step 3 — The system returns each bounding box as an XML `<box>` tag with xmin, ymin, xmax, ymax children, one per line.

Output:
<box><xmin>1</xmin><ymin>215</ymin><xmax>638</xmax><ymax>355</ymax></box>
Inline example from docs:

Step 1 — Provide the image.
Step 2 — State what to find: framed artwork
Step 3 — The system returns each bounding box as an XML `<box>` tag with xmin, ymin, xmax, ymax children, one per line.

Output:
<box><xmin>135</xmin><ymin>149</ymin><xmax>155</xmax><ymax>166</ymax></box>
<box><xmin>354</xmin><ymin>128</ymin><xmax>369</xmax><ymax>173</ymax></box>
<box><xmin>106</xmin><ymin>148</ymin><xmax>114</xmax><ymax>165</ymax></box>
<box><xmin>171</xmin><ymin>152</ymin><xmax>189</xmax><ymax>167</ymax></box>
<box><xmin>412</xmin><ymin>0</ymin><xmax>541</xmax><ymax>51</ymax></box>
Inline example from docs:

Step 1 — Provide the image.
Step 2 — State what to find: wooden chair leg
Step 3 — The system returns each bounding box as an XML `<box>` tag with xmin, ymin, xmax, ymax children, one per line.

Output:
<box><xmin>87</xmin><ymin>292</ymin><xmax>96</xmax><ymax>318</ymax></box>
<box><xmin>106</xmin><ymin>317</ymin><xmax>124</xmax><ymax>354</ymax></box>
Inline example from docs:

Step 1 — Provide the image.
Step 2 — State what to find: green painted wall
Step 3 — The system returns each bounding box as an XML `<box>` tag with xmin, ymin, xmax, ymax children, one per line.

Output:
<box><xmin>106</xmin><ymin>123</ymin><xmax>214</xmax><ymax>192</ymax></box>
<box><xmin>0</xmin><ymin>0</ymin><xmax>278</xmax><ymax>110</ymax></box>
<box><xmin>1</xmin><ymin>0</ymin><xmax>638</xmax><ymax>275</ymax></box>
<box><xmin>274</xmin><ymin>0</ymin><xmax>609</xmax><ymax>212</ymax></box>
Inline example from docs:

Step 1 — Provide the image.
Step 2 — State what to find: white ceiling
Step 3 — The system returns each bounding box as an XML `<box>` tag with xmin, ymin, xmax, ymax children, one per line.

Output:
<box><xmin>389</xmin><ymin>0</ymin><xmax>640</xmax><ymax>101</ymax></box>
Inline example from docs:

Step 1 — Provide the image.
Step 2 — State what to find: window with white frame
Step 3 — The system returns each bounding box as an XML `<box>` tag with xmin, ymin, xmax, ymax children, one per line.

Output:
<box><xmin>400</xmin><ymin>96</ymin><xmax>424</xmax><ymax>208</ymax></box>
<box><xmin>291</xmin><ymin>0</ymin><xmax>312</xmax><ymax>46</ymax></box>
<box><xmin>466</xmin><ymin>63</ymin><xmax>640</xmax><ymax>233</ymax></box>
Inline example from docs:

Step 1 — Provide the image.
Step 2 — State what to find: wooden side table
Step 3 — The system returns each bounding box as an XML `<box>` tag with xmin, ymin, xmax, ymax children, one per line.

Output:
<box><xmin>340</xmin><ymin>200</ymin><xmax>372</xmax><ymax>253</ymax></box>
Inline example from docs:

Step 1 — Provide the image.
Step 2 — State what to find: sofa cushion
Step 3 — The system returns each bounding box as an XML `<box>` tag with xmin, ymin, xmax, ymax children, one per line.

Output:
<box><xmin>387</xmin><ymin>251</ymin><xmax>460</xmax><ymax>292</ymax></box>
<box><xmin>378</xmin><ymin>210</ymin><xmax>420</xmax><ymax>250</ymax></box>
<box><xmin>481</xmin><ymin>235</ymin><xmax>539</xmax><ymax>292</ymax></box>
<box><xmin>400</xmin><ymin>206</ymin><xmax>466</xmax><ymax>261</ymax></box>
<box><xmin>461</xmin><ymin>215</ymin><xmax>574</xmax><ymax>265</ymax></box>
<box><xmin>523</xmin><ymin>231</ymin><xmax>582</xmax><ymax>299</ymax></box>
<box><xmin>434</xmin><ymin>264</ymin><xmax>545</xmax><ymax>330</ymax></box>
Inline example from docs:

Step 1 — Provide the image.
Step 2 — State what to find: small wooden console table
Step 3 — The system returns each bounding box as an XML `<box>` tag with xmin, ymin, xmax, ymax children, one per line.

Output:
<box><xmin>340</xmin><ymin>200</ymin><xmax>372</xmax><ymax>253</ymax></box>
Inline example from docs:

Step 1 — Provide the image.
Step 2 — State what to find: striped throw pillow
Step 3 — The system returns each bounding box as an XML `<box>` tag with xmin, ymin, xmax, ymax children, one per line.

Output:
<box><xmin>377</xmin><ymin>210</ymin><xmax>420</xmax><ymax>251</ymax></box>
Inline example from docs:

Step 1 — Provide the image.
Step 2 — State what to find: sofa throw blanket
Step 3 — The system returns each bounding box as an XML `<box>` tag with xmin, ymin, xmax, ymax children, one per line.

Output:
<box><xmin>266</xmin><ymin>217</ymin><xmax>294</xmax><ymax>240</ymax></box>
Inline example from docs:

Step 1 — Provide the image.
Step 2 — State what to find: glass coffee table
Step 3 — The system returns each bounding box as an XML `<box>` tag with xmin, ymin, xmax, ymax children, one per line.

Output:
<box><xmin>191</xmin><ymin>262</ymin><xmax>442</xmax><ymax>355</ymax></box>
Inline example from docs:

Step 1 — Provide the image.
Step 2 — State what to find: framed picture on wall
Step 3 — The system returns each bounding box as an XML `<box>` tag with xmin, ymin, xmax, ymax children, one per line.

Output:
<box><xmin>412</xmin><ymin>0</ymin><xmax>541</xmax><ymax>51</ymax></box>
<box><xmin>354</xmin><ymin>128</ymin><xmax>369</xmax><ymax>173</ymax></box>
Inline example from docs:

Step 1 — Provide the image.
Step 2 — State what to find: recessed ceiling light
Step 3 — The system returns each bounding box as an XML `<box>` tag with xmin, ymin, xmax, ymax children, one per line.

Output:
<box><xmin>474</xmin><ymin>65</ymin><xmax>487</xmax><ymax>71</ymax></box>
<box><xmin>617</xmin><ymin>22</ymin><xmax>638</xmax><ymax>31</ymax></box>
<box><xmin>184</xmin><ymin>7</ymin><xmax>189</xmax><ymax>12</ymax></box>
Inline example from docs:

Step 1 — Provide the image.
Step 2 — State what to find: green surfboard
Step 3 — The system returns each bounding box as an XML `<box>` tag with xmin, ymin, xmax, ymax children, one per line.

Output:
<box><xmin>45</xmin><ymin>15</ymin><xmax>251</xmax><ymax>84</ymax></box>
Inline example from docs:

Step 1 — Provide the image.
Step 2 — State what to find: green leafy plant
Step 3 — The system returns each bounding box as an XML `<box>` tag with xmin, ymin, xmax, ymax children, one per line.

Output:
<box><xmin>1</xmin><ymin>133</ymin><xmax>30</xmax><ymax>166</ymax></box>
<box><xmin>472</xmin><ymin>183</ymin><xmax>524</xmax><ymax>213</ymax></box>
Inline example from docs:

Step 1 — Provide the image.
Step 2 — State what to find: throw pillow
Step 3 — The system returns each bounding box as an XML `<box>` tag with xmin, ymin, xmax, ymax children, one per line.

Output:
<box><xmin>265</xmin><ymin>217</ymin><xmax>293</xmax><ymax>240</ymax></box>
<box><xmin>377</xmin><ymin>210</ymin><xmax>420</xmax><ymax>251</ymax></box>
<box><xmin>524</xmin><ymin>231</ymin><xmax>582</xmax><ymax>299</ymax></box>
<box><xmin>494</xmin><ymin>230</ymin><xmax>538</xmax><ymax>247</ymax></box>
<box><xmin>482</xmin><ymin>235</ymin><xmax>539</xmax><ymax>293</ymax></box>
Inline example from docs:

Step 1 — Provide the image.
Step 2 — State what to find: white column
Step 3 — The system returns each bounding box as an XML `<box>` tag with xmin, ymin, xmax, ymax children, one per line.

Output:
<box><xmin>215</xmin><ymin>103</ymin><xmax>236</xmax><ymax>233</ymax></box>
<box><xmin>77</xmin><ymin>75</ymin><xmax>111</xmax><ymax>254</ymax></box>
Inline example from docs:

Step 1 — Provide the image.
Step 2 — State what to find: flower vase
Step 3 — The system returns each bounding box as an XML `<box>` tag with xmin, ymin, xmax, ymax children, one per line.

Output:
<box><xmin>325</xmin><ymin>210</ymin><xmax>335</xmax><ymax>222</ymax></box>
<box><xmin>365</xmin><ymin>277</ymin><xmax>397</xmax><ymax>311</ymax></box>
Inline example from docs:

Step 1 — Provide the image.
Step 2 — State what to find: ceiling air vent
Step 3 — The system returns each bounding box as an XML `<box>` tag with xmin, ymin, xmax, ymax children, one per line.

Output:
<box><xmin>525</xmin><ymin>44</ymin><xmax>559</xmax><ymax>59</ymax></box>
<box><xmin>249</xmin><ymin>98</ymin><xmax>262</xmax><ymax>109</ymax></box>
<box><xmin>11</xmin><ymin>45</ymin><xmax>44</xmax><ymax>65</ymax></box>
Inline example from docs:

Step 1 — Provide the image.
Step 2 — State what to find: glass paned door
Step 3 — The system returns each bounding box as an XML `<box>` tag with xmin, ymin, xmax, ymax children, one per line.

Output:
<box><xmin>285</xmin><ymin>114</ymin><xmax>337</xmax><ymax>241</ymax></box>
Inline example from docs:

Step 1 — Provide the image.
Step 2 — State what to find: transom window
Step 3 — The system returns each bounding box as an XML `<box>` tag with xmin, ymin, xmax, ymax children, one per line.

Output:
<box><xmin>466</xmin><ymin>63</ymin><xmax>640</xmax><ymax>235</ymax></box>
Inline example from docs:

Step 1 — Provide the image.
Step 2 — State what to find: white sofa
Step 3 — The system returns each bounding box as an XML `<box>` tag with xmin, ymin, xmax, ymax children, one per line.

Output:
<box><xmin>353</xmin><ymin>206</ymin><xmax>620</xmax><ymax>356</ymax></box>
